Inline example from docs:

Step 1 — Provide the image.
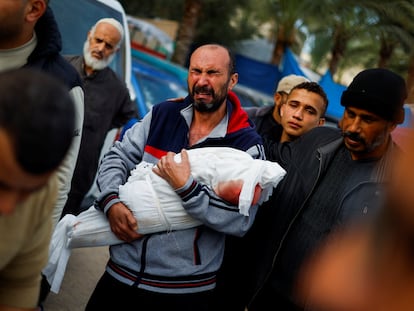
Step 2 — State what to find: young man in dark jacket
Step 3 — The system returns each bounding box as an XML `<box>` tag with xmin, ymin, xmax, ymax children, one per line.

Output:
<box><xmin>216</xmin><ymin>68</ymin><xmax>407</xmax><ymax>311</ymax></box>
<box><xmin>246</xmin><ymin>74</ymin><xmax>309</xmax><ymax>142</ymax></box>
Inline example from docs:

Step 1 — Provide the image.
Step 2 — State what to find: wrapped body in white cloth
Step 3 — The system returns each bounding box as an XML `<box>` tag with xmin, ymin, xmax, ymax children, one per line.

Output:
<box><xmin>44</xmin><ymin>147</ymin><xmax>286</xmax><ymax>292</ymax></box>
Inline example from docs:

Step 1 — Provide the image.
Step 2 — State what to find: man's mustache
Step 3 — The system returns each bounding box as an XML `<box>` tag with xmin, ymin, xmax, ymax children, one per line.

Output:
<box><xmin>194</xmin><ymin>85</ymin><xmax>213</xmax><ymax>94</ymax></box>
<box><xmin>343</xmin><ymin>131</ymin><xmax>365</xmax><ymax>144</ymax></box>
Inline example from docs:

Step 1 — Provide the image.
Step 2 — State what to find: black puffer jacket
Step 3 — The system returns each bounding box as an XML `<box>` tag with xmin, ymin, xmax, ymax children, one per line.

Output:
<box><xmin>24</xmin><ymin>7</ymin><xmax>82</xmax><ymax>91</ymax></box>
<box><xmin>216</xmin><ymin>126</ymin><xmax>388</xmax><ymax>310</ymax></box>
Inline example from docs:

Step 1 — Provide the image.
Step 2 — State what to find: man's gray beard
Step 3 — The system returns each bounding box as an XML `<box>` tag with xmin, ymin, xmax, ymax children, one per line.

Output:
<box><xmin>193</xmin><ymin>99</ymin><xmax>223</xmax><ymax>113</ymax></box>
<box><xmin>191</xmin><ymin>85</ymin><xmax>228</xmax><ymax>113</ymax></box>
<box><xmin>83</xmin><ymin>41</ymin><xmax>114</xmax><ymax>70</ymax></box>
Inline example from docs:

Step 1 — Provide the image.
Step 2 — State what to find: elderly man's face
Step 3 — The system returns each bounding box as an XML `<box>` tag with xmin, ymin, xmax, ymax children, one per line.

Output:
<box><xmin>339</xmin><ymin>106</ymin><xmax>397</xmax><ymax>160</ymax></box>
<box><xmin>83</xmin><ymin>22</ymin><xmax>121</xmax><ymax>70</ymax></box>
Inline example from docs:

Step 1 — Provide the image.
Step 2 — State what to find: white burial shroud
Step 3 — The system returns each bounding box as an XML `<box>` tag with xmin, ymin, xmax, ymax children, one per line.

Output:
<box><xmin>43</xmin><ymin>147</ymin><xmax>286</xmax><ymax>293</ymax></box>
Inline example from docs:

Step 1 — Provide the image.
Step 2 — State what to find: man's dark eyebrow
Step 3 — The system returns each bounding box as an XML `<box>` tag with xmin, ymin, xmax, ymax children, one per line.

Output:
<box><xmin>360</xmin><ymin>114</ymin><xmax>379</xmax><ymax>120</ymax></box>
<box><xmin>95</xmin><ymin>36</ymin><xmax>115</xmax><ymax>49</ymax></box>
<box><xmin>304</xmin><ymin>105</ymin><xmax>317</xmax><ymax>111</ymax></box>
<box><xmin>288</xmin><ymin>100</ymin><xmax>299</xmax><ymax>105</ymax></box>
<box><xmin>347</xmin><ymin>107</ymin><xmax>380</xmax><ymax>119</ymax></box>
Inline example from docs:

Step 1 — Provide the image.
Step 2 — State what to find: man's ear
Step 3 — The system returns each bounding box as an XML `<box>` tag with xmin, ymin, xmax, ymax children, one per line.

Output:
<box><xmin>274</xmin><ymin>92</ymin><xmax>282</xmax><ymax>105</ymax></box>
<box><xmin>280</xmin><ymin>103</ymin><xmax>285</xmax><ymax>117</ymax></box>
<box><xmin>338</xmin><ymin>118</ymin><xmax>343</xmax><ymax>129</ymax></box>
<box><xmin>25</xmin><ymin>0</ymin><xmax>47</xmax><ymax>23</ymax></box>
<box><xmin>318</xmin><ymin>118</ymin><xmax>325</xmax><ymax>126</ymax></box>
<box><xmin>395</xmin><ymin>107</ymin><xmax>405</xmax><ymax>124</ymax></box>
<box><xmin>228</xmin><ymin>73</ymin><xmax>238</xmax><ymax>91</ymax></box>
<box><xmin>227</xmin><ymin>72</ymin><xmax>239</xmax><ymax>91</ymax></box>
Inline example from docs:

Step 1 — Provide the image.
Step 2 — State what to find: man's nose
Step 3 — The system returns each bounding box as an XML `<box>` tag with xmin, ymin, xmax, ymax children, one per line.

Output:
<box><xmin>292</xmin><ymin>108</ymin><xmax>304</xmax><ymax>120</ymax></box>
<box><xmin>96</xmin><ymin>42</ymin><xmax>106</xmax><ymax>52</ymax></box>
<box><xmin>347</xmin><ymin>118</ymin><xmax>361</xmax><ymax>132</ymax></box>
<box><xmin>196</xmin><ymin>73</ymin><xmax>209</xmax><ymax>85</ymax></box>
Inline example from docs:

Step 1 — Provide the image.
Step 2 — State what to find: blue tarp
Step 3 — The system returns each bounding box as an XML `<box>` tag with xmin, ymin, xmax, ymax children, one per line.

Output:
<box><xmin>236</xmin><ymin>47</ymin><xmax>347</xmax><ymax>120</ymax></box>
<box><xmin>236</xmin><ymin>47</ymin><xmax>413</xmax><ymax>128</ymax></box>
<box><xmin>280</xmin><ymin>48</ymin><xmax>307</xmax><ymax>78</ymax></box>
<box><xmin>235</xmin><ymin>54</ymin><xmax>281</xmax><ymax>95</ymax></box>
<box><xmin>235</xmin><ymin>48</ymin><xmax>310</xmax><ymax>96</ymax></box>
<box><xmin>319</xmin><ymin>70</ymin><xmax>347</xmax><ymax>120</ymax></box>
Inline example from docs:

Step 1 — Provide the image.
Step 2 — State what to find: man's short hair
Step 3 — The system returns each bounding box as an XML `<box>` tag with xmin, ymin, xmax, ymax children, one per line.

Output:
<box><xmin>291</xmin><ymin>81</ymin><xmax>329</xmax><ymax>116</ymax></box>
<box><xmin>0</xmin><ymin>68</ymin><xmax>75</xmax><ymax>175</ymax></box>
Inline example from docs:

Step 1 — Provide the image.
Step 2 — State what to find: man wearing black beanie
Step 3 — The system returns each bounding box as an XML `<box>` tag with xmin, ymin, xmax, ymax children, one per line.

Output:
<box><xmin>215</xmin><ymin>68</ymin><xmax>408</xmax><ymax>311</ymax></box>
<box><xmin>341</xmin><ymin>68</ymin><xmax>406</xmax><ymax>124</ymax></box>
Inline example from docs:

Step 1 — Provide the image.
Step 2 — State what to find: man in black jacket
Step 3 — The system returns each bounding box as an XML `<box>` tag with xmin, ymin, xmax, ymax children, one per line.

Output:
<box><xmin>0</xmin><ymin>0</ymin><xmax>84</xmax><ymax>228</ymax></box>
<box><xmin>216</xmin><ymin>68</ymin><xmax>407</xmax><ymax>311</ymax></box>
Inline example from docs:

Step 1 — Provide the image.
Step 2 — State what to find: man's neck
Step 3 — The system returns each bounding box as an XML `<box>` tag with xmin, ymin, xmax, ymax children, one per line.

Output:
<box><xmin>188</xmin><ymin>103</ymin><xmax>227</xmax><ymax>146</ymax></box>
<box><xmin>280</xmin><ymin>131</ymin><xmax>289</xmax><ymax>143</ymax></box>
<box><xmin>0</xmin><ymin>31</ymin><xmax>35</xmax><ymax>50</ymax></box>
<box><xmin>280</xmin><ymin>130</ymin><xmax>298</xmax><ymax>143</ymax></box>
<box><xmin>83</xmin><ymin>64</ymin><xmax>96</xmax><ymax>76</ymax></box>
<box><xmin>0</xmin><ymin>33</ymin><xmax>37</xmax><ymax>72</ymax></box>
<box><xmin>272</xmin><ymin>106</ymin><xmax>281</xmax><ymax>124</ymax></box>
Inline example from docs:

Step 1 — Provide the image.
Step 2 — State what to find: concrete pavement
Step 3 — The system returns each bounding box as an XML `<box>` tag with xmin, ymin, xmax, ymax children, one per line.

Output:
<box><xmin>43</xmin><ymin>246</ymin><xmax>109</xmax><ymax>311</ymax></box>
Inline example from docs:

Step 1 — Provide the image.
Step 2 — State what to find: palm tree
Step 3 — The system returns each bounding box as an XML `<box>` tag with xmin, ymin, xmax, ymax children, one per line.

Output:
<box><xmin>170</xmin><ymin>0</ymin><xmax>254</xmax><ymax>66</ymax></box>
<box><xmin>171</xmin><ymin>0</ymin><xmax>203</xmax><ymax>66</ymax></box>
<box><xmin>306</xmin><ymin>0</ymin><xmax>414</xmax><ymax>90</ymax></box>
<box><xmin>306</xmin><ymin>0</ymin><xmax>378</xmax><ymax>79</ymax></box>
<box><xmin>249</xmin><ymin>0</ymin><xmax>310</xmax><ymax>65</ymax></box>
<box><xmin>353</xmin><ymin>0</ymin><xmax>414</xmax><ymax>102</ymax></box>
<box><xmin>361</xmin><ymin>1</ymin><xmax>414</xmax><ymax>67</ymax></box>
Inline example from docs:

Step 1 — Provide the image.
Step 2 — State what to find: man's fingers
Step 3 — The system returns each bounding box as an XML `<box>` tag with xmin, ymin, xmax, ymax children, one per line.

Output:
<box><xmin>108</xmin><ymin>203</ymin><xmax>142</xmax><ymax>242</ymax></box>
<box><xmin>180</xmin><ymin>149</ymin><xmax>189</xmax><ymax>163</ymax></box>
<box><xmin>127</xmin><ymin>212</ymin><xmax>138</xmax><ymax>231</ymax></box>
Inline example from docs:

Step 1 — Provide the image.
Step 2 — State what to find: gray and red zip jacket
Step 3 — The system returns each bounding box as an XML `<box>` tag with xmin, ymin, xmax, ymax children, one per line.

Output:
<box><xmin>95</xmin><ymin>91</ymin><xmax>264</xmax><ymax>294</ymax></box>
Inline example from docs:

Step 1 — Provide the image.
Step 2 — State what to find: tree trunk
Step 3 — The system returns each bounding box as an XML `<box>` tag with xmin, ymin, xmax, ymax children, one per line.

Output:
<box><xmin>328</xmin><ymin>27</ymin><xmax>347</xmax><ymax>76</ymax></box>
<box><xmin>270</xmin><ymin>26</ymin><xmax>287</xmax><ymax>66</ymax></box>
<box><xmin>378</xmin><ymin>39</ymin><xmax>395</xmax><ymax>68</ymax></box>
<box><xmin>329</xmin><ymin>48</ymin><xmax>341</xmax><ymax>76</ymax></box>
<box><xmin>171</xmin><ymin>0</ymin><xmax>203</xmax><ymax>66</ymax></box>
<box><xmin>406</xmin><ymin>53</ymin><xmax>414</xmax><ymax>104</ymax></box>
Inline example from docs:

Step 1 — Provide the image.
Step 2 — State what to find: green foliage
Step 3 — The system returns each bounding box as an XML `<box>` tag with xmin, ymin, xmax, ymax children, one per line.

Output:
<box><xmin>190</xmin><ymin>0</ymin><xmax>253</xmax><ymax>47</ymax></box>
<box><xmin>120</xmin><ymin>0</ymin><xmax>256</xmax><ymax>48</ymax></box>
<box><xmin>119</xmin><ymin>0</ymin><xmax>185</xmax><ymax>20</ymax></box>
<box><xmin>120</xmin><ymin>0</ymin><xmax>414</xmax><ymax>81</ymax></box>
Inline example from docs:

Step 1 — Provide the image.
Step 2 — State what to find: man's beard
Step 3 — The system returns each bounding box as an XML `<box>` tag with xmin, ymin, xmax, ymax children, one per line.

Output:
<box><xmin>191</xmin><ymin>85</ymin><xmax>228</xmax><ymax>113</ymax></box>
<box><xmin>343</xmin><ymin>129</ymin><xmax>387</xmax><ymax>155</ymax></box>
<box><xmin>83</xmin><ymin>40</ymin><xmax>114</xmax><ymax>70</ymax></box>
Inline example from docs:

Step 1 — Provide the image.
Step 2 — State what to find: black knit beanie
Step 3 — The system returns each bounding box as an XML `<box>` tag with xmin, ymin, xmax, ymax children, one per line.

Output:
<box><xmin>341</xmin><ymin>68</ymin><xmax>407</xmax><ymax>123</ymax></box>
